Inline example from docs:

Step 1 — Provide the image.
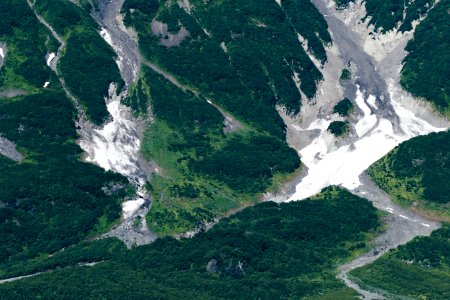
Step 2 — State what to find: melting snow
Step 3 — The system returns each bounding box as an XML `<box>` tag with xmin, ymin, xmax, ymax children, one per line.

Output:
<box><xmin>288</xmin><ymin>86</ymin><xmax>446</xmax><ymax>201</ymax></box>
<box><xmin>122</xmin><ymin>198</ymin><xmax>146</xmax><ymax>219</ymax></box>
<box><xmin>80</xmin><ymin>97</ymin><xmax>143</xmax><ymax>184</ymax></box>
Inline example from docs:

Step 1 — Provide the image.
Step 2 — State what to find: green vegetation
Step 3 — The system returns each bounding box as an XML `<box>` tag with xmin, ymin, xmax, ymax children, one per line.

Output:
<box><xmin>330</xmin><ymin>99</ymin><xmax>353</xmax><ymax>137</ymax></box>
<box><xmin>33</xmin><ymin>0</ymin><xmax>124</xmax><ymax>123</ymax></box>
<box><xmin>0</xmin><ymin>90</ymin><xmax>128</xmax><ymax>265</ymax></box>
<box><xmin>368</xmin><ymin>131</ymin><xmax>450</xmax><ymax>219</ymax></box>
<box><xmin>0</xmin><ymin>187</ymin><xmax>380</xmax><ymax>299</ymax></box>
<box><xmin>328</xmin><ymin>121</ymin><xmax>349</xmax><ymax>137</ymax></box>
<box><xmin>138</xmin><ymin>66</ymin><xmax>299</xmax><ymax>235</ymax></box>
<box><xmin>362</xmin><ymin>0</ymin><xmax>435</xmax><ymax>32</ymax></box>
<box><xmin>401</xmin><ymin>0</ymin><xmax>450</xmax><ymax>115</ymax></box>
<box><xmin>340</xmin><ymin>68</ymin><xmax>351</xmax><ymax>80</ymax></box>
<box><xmin>333</xmin><ymin>98</ymin><xmax>354</xmax><ymax>117</ymax></box>
<box><xmin>350</xmin><ymin>225</ymin><xmax>450</xmax><ymax>299</ymax></box>
<box><xmin>0</xmin><ymin>0</ymin><xmax>129</xmax><ymax>268</ymax></box>
<box><xmin>0</xmin><ymin>0</ymin><xmax>53</xmax><ymax>92</ymax></box>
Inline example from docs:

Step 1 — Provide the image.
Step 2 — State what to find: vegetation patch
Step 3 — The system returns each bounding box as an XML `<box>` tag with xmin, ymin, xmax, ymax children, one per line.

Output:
<box><xmin>328</xmin><ymin>121</ymin><xmax>349</xmax><ymax>137</ymax></box>
<box><xmin>340</xmin><ymin>68</ymin><xmax>351</xmax><ymax>80</ymax></box>
<box><xmin>333</xmin><ymin>98</ymin><xmax>354</xmax><ymax>117</ymax></box>
<box><xmin>139</xmin><ymin>66</ymin><xmax>299</xmax><ymax>235</ymax></box>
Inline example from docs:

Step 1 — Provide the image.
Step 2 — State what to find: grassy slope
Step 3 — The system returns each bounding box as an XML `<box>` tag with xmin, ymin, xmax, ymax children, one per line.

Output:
<box><xmin>0</xmin><ymin>187</ymin><xmax>379</xmax><ymax>299</ymax></box>
<box><xmin>368</xmin><ymin>131</ymin><xmax>450</xmax><ymax>220</ymax></box>
<box><xmin>138</xmin><ymin>66</ymin><xmax>300</xmax><ymax>235</ymax></box>
<box><xmin>0</xmin><ymin>0</ymin><xmax>129</xmax><ymax>268</ymax></box>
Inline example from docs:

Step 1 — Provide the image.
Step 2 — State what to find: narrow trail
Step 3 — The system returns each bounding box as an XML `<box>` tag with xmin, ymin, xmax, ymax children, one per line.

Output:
<box><xmin>0</xmin><ymin>261</ymin><xmax>104</xmax><ymax>285</ymax></box>
<box><xmin>142</xmin><ymin>60</ymin><xmax>243</xmax><ymax>133</ymax></box>
<box><xmin>27</xmin><ymin>0</ymin><xmax>64</xmax><ymax>73</ymax></box>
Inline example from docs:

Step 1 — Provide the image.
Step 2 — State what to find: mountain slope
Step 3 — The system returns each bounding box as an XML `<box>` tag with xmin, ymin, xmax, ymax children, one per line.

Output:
<box><xmin>0</xmin><ymin>187</ymin><xmax>380</xmax><ymax>299</ymax></box>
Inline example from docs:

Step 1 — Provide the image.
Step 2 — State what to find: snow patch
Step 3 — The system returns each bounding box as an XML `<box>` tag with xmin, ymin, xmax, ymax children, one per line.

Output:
<box><xmin>220</xmin><ymin>41</ymin><xmax>228</xmax><ymax>53</ymax></box>
<box><xmin>43</xmin><ymin>81</ymin><xmax>50</xmax><ymax>88</ymax></box>
<box><xmin>79</xmin><ymin>84</ymin><xmax>145</xmax><ymax>186</ymax></box>
<box><xmin>122</xmin><ymin>198</ymin><xmax>146</xmax><ymax>219</ymax></box>
<box><xmin>0</xmin><ymin>48</ymin><xmax>4</xmax><ymax>59</ymax></box>
<box><xmin>367</xmin><ymin>95</ymin><xmax>378</xmax><ymax>109</ymax></box>
<box><xmin>46</xmin><ymin>52</ymin><xmax>56</xmax><ymax>66</ymax></box>
<box><xmin>100</xmin><ymin>28</ymin><xmax>114</xmax><ymax>46</ymax></box>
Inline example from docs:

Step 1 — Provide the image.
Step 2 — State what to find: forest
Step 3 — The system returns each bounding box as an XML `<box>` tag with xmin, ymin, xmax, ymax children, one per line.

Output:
<box><xmin>401</xmin><ymin>0</ymin><xmax>450</xmax><ymax>115</ymax></box>
<box><xmin>0</xmin><ymin>187</ymin><xmax>380</xmax><ymax>299</ymax></box>
<box><xmin>350</xmin><ymin>225</ymin><xmax>450</xmax><ymax>299</ymax></box>
<box><xmin>33</xmin><ymin>0</ymin><xmax>124</xmax><ymax>124</ymax></box>
<box><xmin>122</xmin><ymin>0</ymin><xmax>329</xmax><ymax>138</ymax></box>
<box><xmin>336</xmin><ymin>0</ymin><xmax>435</xmax><ymax>33</ymax></box>
<box><xmin>0</xmin><ymin>0</ymin><xmax>128</xmax><ymax>269</ymax></box>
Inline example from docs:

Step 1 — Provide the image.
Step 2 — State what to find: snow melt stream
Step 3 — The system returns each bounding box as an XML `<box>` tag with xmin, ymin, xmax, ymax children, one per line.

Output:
<box><xmin>288</xmin><ymin>86</ymin><xmax>446</xmax><ymax>201</ymax></box>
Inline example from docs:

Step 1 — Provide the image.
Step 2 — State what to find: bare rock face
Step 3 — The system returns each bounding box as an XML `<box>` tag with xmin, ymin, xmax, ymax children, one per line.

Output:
<box><xmin>151</xmin><ymin>20</ymin><xmax>190</xmax><ymax>47</ymax></box>
<box><xmin>0</xmin><ymin>136</ymin><xmax>23</xmax><ymax>162</ymax></box>
<box><xmin>206</xmin><ymin>259</ymin><xmax>218</xmax><ymax>273</ymax></box>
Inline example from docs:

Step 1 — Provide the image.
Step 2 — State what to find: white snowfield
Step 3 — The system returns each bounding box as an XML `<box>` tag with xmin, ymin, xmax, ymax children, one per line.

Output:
<box><xmin>80</xmin><ymin>93</ymin><xmax>143</xmax><ymax>185</ymax></box>
<box><xmin>288</xmin><ymin>86</ymin><xmax>446</xmax><ymax>201</ymax></box>
<box><xmin>46</xmin><ymin>52</ymin><xmax>56</xmax><ymax>66</ymax></box>
<box><xmin>0</xmin><ymin>48</ymin><xmax>4</xmax><ymax>59</ymax></box>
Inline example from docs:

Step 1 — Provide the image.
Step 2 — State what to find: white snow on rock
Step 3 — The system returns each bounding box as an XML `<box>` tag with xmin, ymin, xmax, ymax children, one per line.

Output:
<box><xmin>0</xmin><ymin>48</ymin><xmax>4</xmax><ymax>59</ymax></box>
<box><xmin>288</xmin><ymin>87</ymin><xmax>446</xmax><ymax>201</ymax></box>
<box><xmin>43</xmin><ymin>81</ymin><xmax>50</xmax><ymax>88</ymax></box>
<box><xmin>122</xmin><ymin>198</ymin><xmax>146</xmax><ymax>219</ymax></box>
<box><xmin>367</xmin><ymin>94</ymin><xmax>378</xmax><ymax>109</ymax></box>
<box><xmin>46</xmin><ymin>52</ymin><xmax>56</xmax><ymax>66</ymax></box>
<box><xmin>100</xmin><ymin>28</ymin><xmax>113</xmax><ymax>47</ymax></box>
